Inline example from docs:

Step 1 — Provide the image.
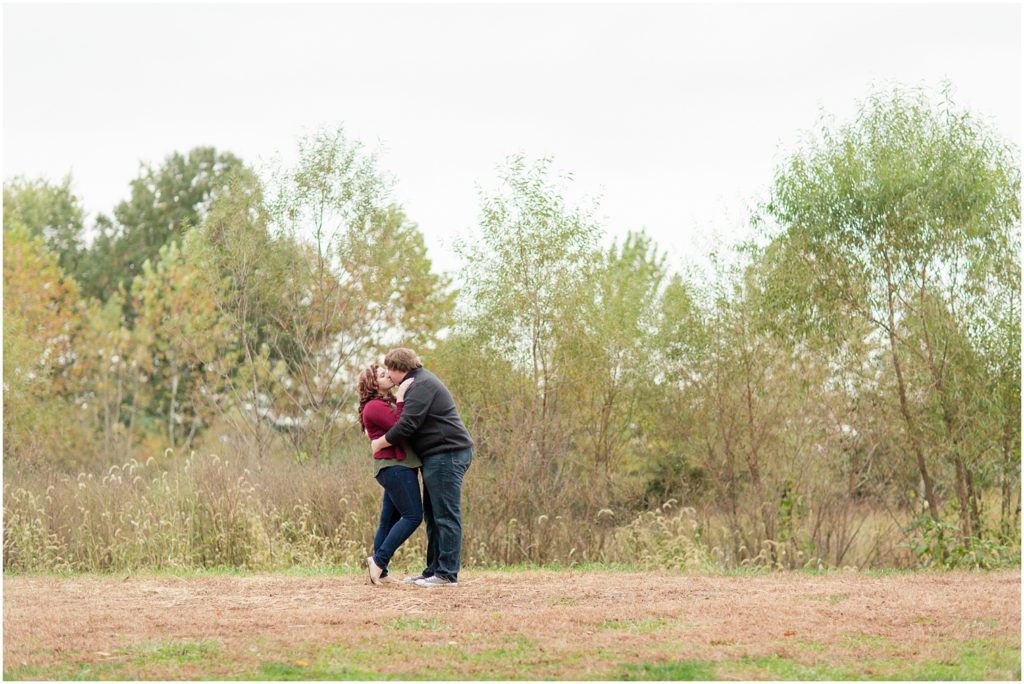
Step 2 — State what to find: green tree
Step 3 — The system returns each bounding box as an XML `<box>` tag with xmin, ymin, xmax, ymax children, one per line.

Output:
<box><xmin>71</xmin><ymin>293</ymin><xmax>145</xmax><ymax>462</ymax></box>
<box><xmin>572</xmin><ymin>231</ymin><xmax>669</xmax><ymax>484</ymax></box>
<box><xmin>457</xmin><ymin>156</ymin><xmax>600</xmax><ymax>458</ymax></box>
<box><xmin>988</xmin><ymin>238</ymin><xmax>1021</xmax><ymax>538</ymax></box>
<box><xmin>80</xmin><ymin>147</ymin><xmax>246</xmax><ymax>301</ymax></box>
<box><xmin>641</xmin><ymin>271</ymin><xmax>706</xmax><ymax>506</ymax></box>
<box><xmin>188</xmin><ymin>167</ymin><xmax>291</xmax><ymax>461</ymax></box>
<box><xmin>444</xmin><ymin>156</ymin><xmax>603</xmax><ymax>558</ymax></box>
<box><xmin>763</xmin><ymin>87</ymin><xmax>1020</xmax><ymax>541</ymax></box>
<box><xmin>129</xmin><ymin>240</ymin><xmax>235</xmax><ymax>450</ymax></box>
<box><xmin>3</xmin><ymin>175</ymin><xmax>86</xmax><ymax>278</ymax></box>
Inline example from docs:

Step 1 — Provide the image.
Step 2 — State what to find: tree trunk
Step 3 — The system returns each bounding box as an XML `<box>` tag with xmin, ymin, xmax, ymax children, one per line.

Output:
<box><xmin>1000</xmin><ymin>416</ymin><xmax>1020</xmax><ymax>536</ymax></box>
<box><xmin>168</xmin><ymin>372</ymin><xmax>179</xmax><ymax>450</ymax></box>
<box><xmin>884</xmin><ymin>272</ymin><xmax>940</xmax><ymax>520</ymax></box>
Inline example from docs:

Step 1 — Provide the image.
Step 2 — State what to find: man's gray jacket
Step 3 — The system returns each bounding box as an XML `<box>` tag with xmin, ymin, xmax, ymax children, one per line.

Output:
<box><xmin>384</xmin><ymin>367</ymin><xmax>473</xmax><ymax>457</ymax></box>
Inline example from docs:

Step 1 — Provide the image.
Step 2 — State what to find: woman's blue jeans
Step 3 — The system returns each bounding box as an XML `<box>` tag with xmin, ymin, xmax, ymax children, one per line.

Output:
<box><xmin>373</xmin><ymin>465</ymin><xmax>423</xmax><ymax>573</ymax></box>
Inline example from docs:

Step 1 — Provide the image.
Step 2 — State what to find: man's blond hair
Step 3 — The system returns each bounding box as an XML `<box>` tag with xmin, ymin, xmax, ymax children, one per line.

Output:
<box><xmin>384</xmin><ymin>348</ymin><xmax>423</xmax><ymax>373</ymax></box>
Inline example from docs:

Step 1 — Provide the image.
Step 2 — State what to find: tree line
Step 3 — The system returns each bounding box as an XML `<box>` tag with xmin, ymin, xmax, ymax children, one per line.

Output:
<box><xmin>4</xmin><ymin>87</ymin><xmax>1020</xmax><ymax>570</ymax></box>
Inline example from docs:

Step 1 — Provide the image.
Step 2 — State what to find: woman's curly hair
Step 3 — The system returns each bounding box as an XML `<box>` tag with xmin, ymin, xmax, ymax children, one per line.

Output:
<box><xmin>357</xmin><ymin>364</ymin><xmax>395</xmax><ymax>420</ymax></box>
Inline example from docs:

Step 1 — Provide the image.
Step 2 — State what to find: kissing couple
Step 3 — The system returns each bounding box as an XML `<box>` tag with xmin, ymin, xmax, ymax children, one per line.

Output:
<box><xmin>356</xmin><ymin>348</ymin><xmax>473</xmax><ymax>587</ymax></box>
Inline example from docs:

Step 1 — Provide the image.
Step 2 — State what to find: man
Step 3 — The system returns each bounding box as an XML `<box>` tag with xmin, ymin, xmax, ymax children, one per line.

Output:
<box><xmin>370</xmin><ymin>348</ymin><xmax>473</xmax><ymax>587</ymax></box>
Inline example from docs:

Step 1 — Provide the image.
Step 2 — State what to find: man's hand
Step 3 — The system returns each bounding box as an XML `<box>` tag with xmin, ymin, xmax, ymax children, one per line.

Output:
<box><xmin>371</xmin><ymin>436</ymin><xmax>390</xmax><ymax>454</ymax></box>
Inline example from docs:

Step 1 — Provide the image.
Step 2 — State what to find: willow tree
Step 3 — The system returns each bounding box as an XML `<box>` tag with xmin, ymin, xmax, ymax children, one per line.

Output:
<box><xmin>574</xmin><ymin>231</ymin><xmax>669</xmax><ymax>483</ymax></box>
<box><xmin>457</xmin><ymin>155</ymin><xmax>601</xmax><ymax>462</ymax></box>
<box><xmin>763</xmin><ymin>87</ymin><xmax>1020</xmax><ymax>541</ymax></box>
<box><xmin>449</xmin><ymin>156</ymin><xmax>602</xmax><ymax>556</ymax></box>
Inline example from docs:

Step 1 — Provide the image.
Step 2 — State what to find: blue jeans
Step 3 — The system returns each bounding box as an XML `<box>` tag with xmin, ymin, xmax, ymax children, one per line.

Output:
<box><xmin>373</xmin><ymin>466</ymin><xmax>423</xmax><ymax>573</ymax></box>
<box><xmin>420</xmin><ymin>448</ymin><xmax>472</xmax><ymax>581</ymax></box>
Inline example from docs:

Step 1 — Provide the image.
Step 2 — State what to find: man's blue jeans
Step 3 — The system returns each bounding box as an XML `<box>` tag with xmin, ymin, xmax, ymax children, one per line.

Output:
<box><xmin>420</xmin><ymin>448</ymin><xmax>472</xmax><ymax>581</ymax></box>
<box><xmin>373</xmin><ymin>466</ymin><xmax>423</xmax><ymax>573</ymax></box>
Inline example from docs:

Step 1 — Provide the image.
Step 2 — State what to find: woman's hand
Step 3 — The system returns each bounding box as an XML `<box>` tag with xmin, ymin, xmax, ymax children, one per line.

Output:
<box><xmin>395</xmin><ymin>377</ymin><xmax>415</xmax><ymax>402</ymax></box>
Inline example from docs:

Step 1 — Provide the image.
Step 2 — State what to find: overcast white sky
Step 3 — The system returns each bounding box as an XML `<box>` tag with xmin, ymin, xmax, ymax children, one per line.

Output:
<box><xmin>3</xmin><ymin>2</ymin><xmax>1021</xmax><ymax>276</ymax></box>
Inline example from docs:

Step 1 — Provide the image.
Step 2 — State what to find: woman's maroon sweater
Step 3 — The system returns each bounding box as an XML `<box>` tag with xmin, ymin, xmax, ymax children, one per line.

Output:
<box><xmin>361</xmin><ymin>399</ymin><xmax>406</xmax><ymax>461</ymax></box>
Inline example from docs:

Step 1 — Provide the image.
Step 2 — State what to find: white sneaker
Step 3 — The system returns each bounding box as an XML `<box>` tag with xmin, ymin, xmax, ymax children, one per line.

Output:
<box><xmin>402</xmin><ymin>574</ymin><xmax>428</xmax><ymax>584</ymax></box>
<box><xmin>415</xmin><ymin>576</ymin><xmax>457</xmax><ymax>588</ymax></box>
<box><xmin>367</xmin><ymin>556</ymin><xmax>384</xmax><ymax>585</ymax></box>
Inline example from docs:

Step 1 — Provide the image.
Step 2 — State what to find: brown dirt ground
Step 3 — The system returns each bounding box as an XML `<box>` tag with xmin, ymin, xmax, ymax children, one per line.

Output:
<box><xmin>3</xmin><ymin>569</ymin><xmax>1021</xmax><ymax>679</ymax></box>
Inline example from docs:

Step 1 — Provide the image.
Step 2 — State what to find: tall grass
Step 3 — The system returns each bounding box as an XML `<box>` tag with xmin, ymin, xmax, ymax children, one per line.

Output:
<box><xmin>4</xmin><ymin>451</ymin><xmax>417</xmax><ymax>572</ymax></box>
<box><xmin>4</xmin><ymin>450</ymin><xmax>1017</xmax><ymax>573</ymax></box>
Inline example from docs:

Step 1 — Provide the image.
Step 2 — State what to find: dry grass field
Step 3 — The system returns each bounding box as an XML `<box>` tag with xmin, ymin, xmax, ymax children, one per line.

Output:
<box><xmin>3</xmin><ymin>568</ymin><xmax>1020</xmax><ymax>680</ymax></box>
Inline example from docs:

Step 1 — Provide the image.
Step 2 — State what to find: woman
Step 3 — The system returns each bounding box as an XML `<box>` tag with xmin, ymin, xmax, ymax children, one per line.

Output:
<box><xmin>357</xmin><ymin>364</ymin><xmax>421</xmax><ymax>585</ymax></box>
